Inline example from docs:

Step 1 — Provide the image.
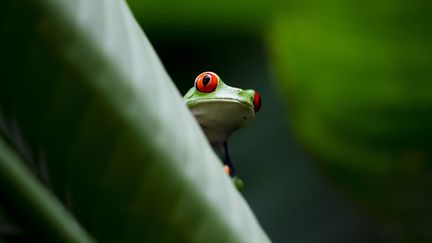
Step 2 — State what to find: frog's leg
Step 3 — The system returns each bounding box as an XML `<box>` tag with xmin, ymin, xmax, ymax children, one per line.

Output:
<box><xmin>222</xmin><ymin>141</ymin><xmax>236</xmax><ymax>177</ymax></box>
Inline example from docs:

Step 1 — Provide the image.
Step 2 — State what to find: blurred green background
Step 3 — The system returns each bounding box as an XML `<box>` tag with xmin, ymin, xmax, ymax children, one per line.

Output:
<box><xmin>128</xmin><ymin>0</ymin><xmax>432</xmax><ymax>242</ymax></box>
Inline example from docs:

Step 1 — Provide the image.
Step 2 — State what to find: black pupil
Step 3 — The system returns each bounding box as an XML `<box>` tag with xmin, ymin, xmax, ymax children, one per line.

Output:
<box><xmin>202</xmin><ymin>75</ymin><xmax>211</xmax><ymax>86</ymax></box>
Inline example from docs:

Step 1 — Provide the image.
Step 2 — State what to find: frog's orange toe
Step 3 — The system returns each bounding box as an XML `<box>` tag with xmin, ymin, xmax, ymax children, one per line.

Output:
<box><xmin>224</xmin><ymin>165</ymin><xmax>231</xmax><ymax>176</ymax></box>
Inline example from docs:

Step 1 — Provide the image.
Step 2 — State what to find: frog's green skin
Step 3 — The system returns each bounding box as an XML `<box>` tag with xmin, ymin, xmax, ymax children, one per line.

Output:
<box><xmin>184</xmin><ymin>72</ymin><xmax>258</xmax><ymax>190</ymax></box>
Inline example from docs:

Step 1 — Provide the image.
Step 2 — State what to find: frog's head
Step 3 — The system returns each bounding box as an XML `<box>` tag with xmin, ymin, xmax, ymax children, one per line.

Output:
<box><xmin>184</xmin><ymin>71</ymin><xmax>261</xmax><ymax>144</ymax></box>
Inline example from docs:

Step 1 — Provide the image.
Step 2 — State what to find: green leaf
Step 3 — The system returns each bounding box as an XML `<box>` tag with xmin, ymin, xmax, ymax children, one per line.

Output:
<box><xmin>0</xmin><ymin>0</ymin><xmax>270</xmax><ymax>242</ymax></box>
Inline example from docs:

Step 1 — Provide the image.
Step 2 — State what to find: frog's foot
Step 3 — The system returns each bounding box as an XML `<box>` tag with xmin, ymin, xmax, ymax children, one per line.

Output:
<box><xmin>223</xmin><ymin>165</ymin><xmax>231</xmax><ymax>176</ymax></box>
<box><xmin>223</xmin><ymin>165</ymin><xmax>243</xmax><ymax>190</ymax></box>
<box><xmin>232</xmin><ymin>176</ymin><xmax>244</xmax><ymax>191</ymax></box>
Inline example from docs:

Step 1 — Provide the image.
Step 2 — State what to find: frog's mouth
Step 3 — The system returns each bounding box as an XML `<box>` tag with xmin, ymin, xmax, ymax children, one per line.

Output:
<box><xmin>186</xmin><ymin>98</ymin><xmax>254</xmax><ymax>111</ymax></box>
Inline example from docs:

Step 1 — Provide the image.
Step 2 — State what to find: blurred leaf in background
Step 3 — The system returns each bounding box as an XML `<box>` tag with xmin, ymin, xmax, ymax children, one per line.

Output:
<box><xmin>269</xmin><ymin>0</ymin><xmax>432</xmax><ymax>242</ymax></box>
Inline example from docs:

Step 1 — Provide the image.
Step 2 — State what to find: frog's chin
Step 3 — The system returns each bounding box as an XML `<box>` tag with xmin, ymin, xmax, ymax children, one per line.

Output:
<box><xmin>188</xmin><ymin>99</ymin><xmax>255</xmax><ymax>144</ymax></box>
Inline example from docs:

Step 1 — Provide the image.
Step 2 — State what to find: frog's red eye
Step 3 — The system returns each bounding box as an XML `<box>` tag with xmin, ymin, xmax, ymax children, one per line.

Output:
<box><xmin>253</xmin><ymin>91</ymin><xmax>261</xmax><ymax>112</ymax></box>
<box><xmin>195</xmin><ymin>71</ymin><xmax>219</xmax><ymax>93</ymax></box>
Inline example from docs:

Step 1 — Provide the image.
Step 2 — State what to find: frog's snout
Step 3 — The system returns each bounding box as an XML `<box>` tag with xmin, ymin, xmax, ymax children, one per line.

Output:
<box><xmin>243</xmin><ymin>89</ymin><xmax>255</xmax><ymax>96</ymax></box>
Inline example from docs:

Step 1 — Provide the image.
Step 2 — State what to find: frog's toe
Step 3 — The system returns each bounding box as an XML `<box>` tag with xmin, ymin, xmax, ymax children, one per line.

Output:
<box><xmin>232</xmin><ymin>176</ymin><xmax>244</xmax><ymax>191</ymax></box>
<box><xmin>223</xmin><ymin>165</ymin><xmax>231</xmax><ymax>176</ymax></box>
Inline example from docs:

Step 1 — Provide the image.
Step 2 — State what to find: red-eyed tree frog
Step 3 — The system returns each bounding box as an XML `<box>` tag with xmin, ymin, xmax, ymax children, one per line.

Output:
<box><xmin>184</xmin><ymin>71</ymin><xmax>261</xmax><ymax>190</ymax></box>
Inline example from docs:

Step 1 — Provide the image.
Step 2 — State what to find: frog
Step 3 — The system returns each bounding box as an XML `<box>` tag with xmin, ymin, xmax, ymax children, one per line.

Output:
<box><xmin>184</xmin><ymin>71</ymin><xmax>261</xmax><ymax>190</ymax></box>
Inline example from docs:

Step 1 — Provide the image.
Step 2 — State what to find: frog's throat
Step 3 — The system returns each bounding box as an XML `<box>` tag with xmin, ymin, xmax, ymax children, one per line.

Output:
<box><xmin>188</xmin><ymin>99</ymin><xmax>255</xmax><ymax>145</ymax></box>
